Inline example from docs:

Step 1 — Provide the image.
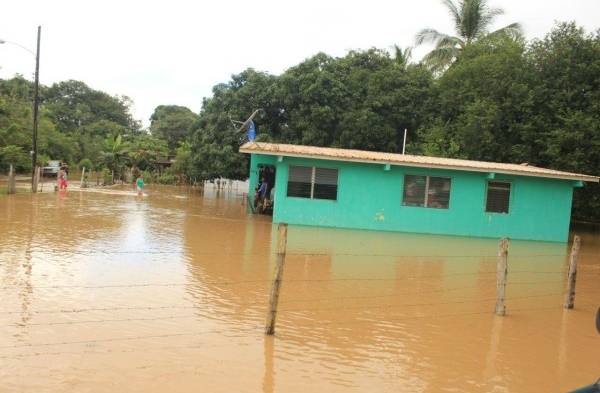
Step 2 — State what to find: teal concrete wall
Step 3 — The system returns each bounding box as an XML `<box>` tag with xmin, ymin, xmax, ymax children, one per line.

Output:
<box><xmin>249</xmin><ymin>154</ymin><xmax>575</xmax><ymax>242</ymax></box>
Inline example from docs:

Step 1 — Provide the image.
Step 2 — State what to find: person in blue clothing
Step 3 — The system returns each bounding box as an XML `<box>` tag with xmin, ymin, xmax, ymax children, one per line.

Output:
<box><xmin>254</xmin><ymin>177</ymin><xmax>268</xmax><ymax>210</ymax></box>
<box><xmin>258</xmin><ymin>179</ymin><xmax>268</xmax><ymax>199</ymax></box>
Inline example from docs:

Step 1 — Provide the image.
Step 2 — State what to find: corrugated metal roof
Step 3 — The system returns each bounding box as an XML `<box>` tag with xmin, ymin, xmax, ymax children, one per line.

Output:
<box><xmin>239</xmin><ymin>142</ymin><xmax>599</xmax><ymax>182</ymax></box>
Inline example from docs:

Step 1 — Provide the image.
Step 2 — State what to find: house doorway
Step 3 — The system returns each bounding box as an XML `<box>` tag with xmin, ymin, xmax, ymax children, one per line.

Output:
<box><xmin>256</xmin><ymin>164</ymin><xmax>276</xmax><ymax>215</ymax></box>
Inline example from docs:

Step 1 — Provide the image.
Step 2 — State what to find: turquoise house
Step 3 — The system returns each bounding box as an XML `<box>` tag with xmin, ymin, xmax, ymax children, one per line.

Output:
<box><xmin>240</xmin><ymin>142</ymin><xmax>598</xmax><ymax>242</ymax></box>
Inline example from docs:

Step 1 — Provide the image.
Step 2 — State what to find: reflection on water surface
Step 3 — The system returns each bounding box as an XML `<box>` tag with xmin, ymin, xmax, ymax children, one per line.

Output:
<box><xmin>0</xmin><ymin>185</ymin><xmax>598</xmax><ymax>392</ymax></box>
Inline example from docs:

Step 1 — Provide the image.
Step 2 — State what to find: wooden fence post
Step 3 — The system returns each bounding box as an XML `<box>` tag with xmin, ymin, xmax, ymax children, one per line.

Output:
<box><xmin>7</xmin><ymin>165</ymin><xmax>16</xmax><ymax>194</ymax></box>
<box><xmin>495</xmin><ymin>237</ymin><xmax>509</xmax><ymax>316</ymax></box>
<box><xmin>265</xmin><ymin>223</ymin><xmax>288</xmax><ymax>335</ymax></box>
<box><xmin>564</xmin><ymin>235</ymin><xmax>581</xmax><ymax>309</ymax></box>
<box><xmin>80</xmin><ymin>167</ymin><xmax>86</xmax><ymax>188</ymax></box>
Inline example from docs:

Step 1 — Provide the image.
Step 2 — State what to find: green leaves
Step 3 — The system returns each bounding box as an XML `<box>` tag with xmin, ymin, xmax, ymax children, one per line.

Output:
<box><xmin>149</xmin><ymin>105</ymin><xmax>199</xmax><ymax>153</ymax></box>
<box><xmin>415</xmin><ymin>0</ymin><xmax>522</xmax><ymax>71</ymax></box>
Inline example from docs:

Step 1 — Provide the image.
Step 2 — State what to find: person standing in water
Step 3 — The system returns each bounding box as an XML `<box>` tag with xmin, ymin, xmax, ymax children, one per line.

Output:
<box><xmin>58</xmin><ymin>166</ymin><xmax>68</xmax><ymax>190</ymax></box>
<box><xmin>136</xmin><ymin>175</ymin><xmax>144</xmax><ymax>195</ymax></box>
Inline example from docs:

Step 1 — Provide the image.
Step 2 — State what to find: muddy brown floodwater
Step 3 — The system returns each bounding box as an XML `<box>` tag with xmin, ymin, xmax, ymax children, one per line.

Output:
<box><xmin>0</xmin><ymin>185</ymin><xmax>598</xmax><ymax>392</ymax></box>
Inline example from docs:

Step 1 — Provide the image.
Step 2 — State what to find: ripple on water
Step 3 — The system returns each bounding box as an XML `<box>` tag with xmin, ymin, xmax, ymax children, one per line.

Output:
<box><xmin>0</xmin><ymin>186</ymin><xmax>599</xmax><ymax>392</ymax></box>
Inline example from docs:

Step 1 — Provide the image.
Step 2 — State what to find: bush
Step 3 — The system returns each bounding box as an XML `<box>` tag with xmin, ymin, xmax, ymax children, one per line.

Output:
<box><xmin>141</xmin><ymin>170</ymin><xmax>155</xmax><ymax>183</ymax></box>
<box><xmin>155</xmin><ymin>172</ymin><xmax>178</xmax><ymax>184</ymax></box>
<box><xmin>0</xmin><ymin>145</ymin><xmax>31</xmax><ymax>173</ymax></box>
<box><xmin>101</xmin><ymin>168</ymin><xmax>113</xmax><ymax>185</ymax></box>
<box><xmin>78</xmin><ymin>158</ymin><xmax>93</xmax><ymax>171</ymax></box>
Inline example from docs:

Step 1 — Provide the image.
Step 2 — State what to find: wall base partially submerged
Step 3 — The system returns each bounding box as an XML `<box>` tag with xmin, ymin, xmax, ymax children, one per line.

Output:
<box><xmin>248</xmin><ymin>154</ymin><xmax>575</xmax><ymax>242</ymax></box>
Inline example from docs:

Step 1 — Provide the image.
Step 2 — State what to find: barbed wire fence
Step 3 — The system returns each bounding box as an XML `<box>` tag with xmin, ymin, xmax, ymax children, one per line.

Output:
<box><xmin>1</xmin><ymin>223</ymin><xmax>598</xmax><ymax>360</ymax></box>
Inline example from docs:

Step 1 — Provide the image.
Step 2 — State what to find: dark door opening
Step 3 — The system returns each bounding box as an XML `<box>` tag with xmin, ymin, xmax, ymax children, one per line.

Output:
<box><xmin>255</xmin><ymin>165</ymin><xmax>276</xmax><ymax>215</ymax></box>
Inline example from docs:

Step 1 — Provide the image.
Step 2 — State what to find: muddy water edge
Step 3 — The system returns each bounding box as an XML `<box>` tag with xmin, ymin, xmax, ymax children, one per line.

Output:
<box><xmin>0</xmin><ymin>185</ymin><xmax>598</xmax><ymax>393</ymax></box>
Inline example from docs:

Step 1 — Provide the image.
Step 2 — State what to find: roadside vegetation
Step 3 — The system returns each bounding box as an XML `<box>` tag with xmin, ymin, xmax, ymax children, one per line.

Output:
<box><xmin>0</xmin><ymin>79</ymin><xmax>198</xmax><ymax>184</ymax></box>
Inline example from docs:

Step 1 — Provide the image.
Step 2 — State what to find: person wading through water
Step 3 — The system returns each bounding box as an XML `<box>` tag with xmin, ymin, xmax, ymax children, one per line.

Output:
<box><xmin>136</xmin><ymin>175</ymin><xmax>144</xmax><ymax>196</ymax></box>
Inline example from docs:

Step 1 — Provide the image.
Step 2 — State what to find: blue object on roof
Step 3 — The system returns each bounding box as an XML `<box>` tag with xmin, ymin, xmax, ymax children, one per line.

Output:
<box><xmin>247</xmin><ymin>121</ymin><xmax>256</xmax><ymax>141</ymax></box>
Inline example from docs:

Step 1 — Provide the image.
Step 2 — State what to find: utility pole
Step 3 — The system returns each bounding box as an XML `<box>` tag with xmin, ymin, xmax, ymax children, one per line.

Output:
<box><xmin>31</xmin><ymin>26</ymin><xmax>41</xmax><ymax>190</ymax></box>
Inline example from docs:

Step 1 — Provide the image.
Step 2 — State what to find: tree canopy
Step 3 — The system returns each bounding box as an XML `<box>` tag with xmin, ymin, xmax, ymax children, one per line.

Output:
<box><xmin>187</xmin><ymin>22</ymin><xmax>600</xmax><ymax>221</ymax></box>
<box><xmin>149</xmin><ymin>105</ymin><xmax>198</xmax><ymax>153</ymax></box>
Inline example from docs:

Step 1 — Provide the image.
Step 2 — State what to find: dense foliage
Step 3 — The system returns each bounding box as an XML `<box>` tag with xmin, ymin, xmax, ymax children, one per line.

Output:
<box><xmin>189</xmin><ymin>22</ymin><xmax>600</xmax><ymax>221</ymax></box>
<box><xmin>0</xmin><ymin>79</ymin><xmax>181</xmax><ymax>182</ymax></box>
<box><xmin>149</xmin><ymin>105</ymin><xmax>198</xmax><ymax>152</ymax></box>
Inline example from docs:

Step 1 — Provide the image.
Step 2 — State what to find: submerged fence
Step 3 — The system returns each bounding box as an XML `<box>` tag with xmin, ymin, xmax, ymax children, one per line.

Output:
<box><xmin>0</xmin><ymin>224</ymin><xmax>598</xmax><ymax>359</ymax></box>
<box><xmin>263</xmin><ymin>224</ymin><xmax>590</xmax><ymax>334</ymax></box>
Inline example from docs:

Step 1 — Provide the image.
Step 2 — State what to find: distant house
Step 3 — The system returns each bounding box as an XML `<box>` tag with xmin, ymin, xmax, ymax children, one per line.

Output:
<box><xmin>155</xmin><ymin>156</ymin><xmax>175</xmax><ymax>173</ymax></box>
<box><xmin>240</xmin><ymin>142</ymin><xmax>599</xmax><ymax>242</ymax></box>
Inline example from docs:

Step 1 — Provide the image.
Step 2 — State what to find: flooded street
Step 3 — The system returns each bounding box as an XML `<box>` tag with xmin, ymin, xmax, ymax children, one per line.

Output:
<box><xmin>1</xmin><ymin>185</ymin><xmax>598</xmax><ymax>392</ymax></box>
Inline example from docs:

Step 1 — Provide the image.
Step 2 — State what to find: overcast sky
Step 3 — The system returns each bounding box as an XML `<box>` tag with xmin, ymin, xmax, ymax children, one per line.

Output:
<box><xmin>1</xmin><ymin>0</ymin><xmax>598</xmax><ymax>127</ymax></box>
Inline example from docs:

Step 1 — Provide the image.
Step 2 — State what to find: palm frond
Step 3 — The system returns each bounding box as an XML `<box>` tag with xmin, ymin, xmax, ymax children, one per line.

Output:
<box><xmin>435</xmin><ymin>35</ymin><xmax>464</xmax><ymax>49</ymax></box>
<box><xmin>488</xmin><ymin>22</ymin><xmax>523</xmax><ymax>40</ymax></box>
<box><xmin>415</xmin><ymin>28</ymin><xmax>445</xmax><ymax>45</ymax></box>
<box><xmin>460</xmin><ymin>0</ymin><xmax>506</xmax><ymax>41</ymax></box>
<box><xmin>478</xmin><ymin>6</ymin><xmax>505</xmax><ymax>34</ymax></box>
<box><xmin>421</xmin><ymin>46</ymin><xmax>461</xmax><ymax>73</ymax></box>
<box><xmin>393</xmin><ymin>45</ymin><xmax>413</xmax><ymax>68</ymax></box>
<box><xmin>441</xmin><ymin>0</ymin><xmax>462</xmax><ymax>31</ymax></box>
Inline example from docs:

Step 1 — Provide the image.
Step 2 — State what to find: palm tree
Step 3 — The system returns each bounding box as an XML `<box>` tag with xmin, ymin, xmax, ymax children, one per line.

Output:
<box><xmin>101</xmin><ymin>134</ymin><xmax>129</xmax><ymax>183</ymax></box>
<box><xmin>415</xmin><ymin>0</ymin><xmax>522</xmax><ymax>72</ymax></box>
<box><xmin>392</xmin><ymin>45</ymin><xmax>413</xmax><ymax>69</ymax></box>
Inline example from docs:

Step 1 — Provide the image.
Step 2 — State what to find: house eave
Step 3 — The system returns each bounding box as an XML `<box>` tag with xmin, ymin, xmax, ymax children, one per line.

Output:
<box><xmin>240</xmin><ymin>146</ymin><xmax>599</xmax><ymax>183</ymax></box>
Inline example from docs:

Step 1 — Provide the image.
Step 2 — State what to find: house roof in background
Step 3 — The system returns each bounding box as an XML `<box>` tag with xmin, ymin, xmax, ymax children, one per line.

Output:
<box><xmin>239</xmin><ymin>142</ymin><xmax>599</xmax><ymax>183</ymax></box>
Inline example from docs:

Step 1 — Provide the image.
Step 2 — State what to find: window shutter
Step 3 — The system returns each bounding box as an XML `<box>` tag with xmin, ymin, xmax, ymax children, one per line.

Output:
<box><xmin>486</xmin><ymin>181</ymin><xmax>511</xmax><ymax>213</ymax></box>
<box><xmin>287</xmin><ymin>166</ymin><xmax>312</xmax><ymax>198</ymax></box>
<box><xmin>313</xmin><ymin>168</ymin><xmax>338</xmax><ymax>200</ymax></box>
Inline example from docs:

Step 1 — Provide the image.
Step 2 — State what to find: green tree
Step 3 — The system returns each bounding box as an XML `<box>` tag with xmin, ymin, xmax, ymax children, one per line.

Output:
<box><xmin>127</xmin><ymin>134</ymin><xmax>168</xmax><ymax>170</ymax></box>
<box><xmin>0</xmin><ymin>145</ymin><xmax>30</xmax><ymax>172</ymax></box>
<box><xmin>418</xmin><ymin>35</ymin><xmax>534</xmax><ymax>162</ymax></box>
<box><xmin>526</xmin><ymin>22</ymin><xmax>600</xmax><ymax>219</ymax></box>
<box><xmin>189</xmin><ymin>68</ymin><xmax>279</xmax><ymax>181</ymax></box>
<box><xmin>172</xmin><ymin>142</ymin><xmax>192</xmax><ymax>178</ymax></box>
<box><xmin>415</xmin><ymin>0</ymin><xmax>522</xmax><ymax>72</ymax></box>
<box><xmin>44</xmin><ymin>80</ymin><xmax>139</xmax><ymax>136</ymax></box>
<box><xmin>101</xmin><ymin>134</ymin><xmax>129</xmax><ymax>177</ymax></box>
<box><xmin>149</xmin><ymin>105</ymin><xmax>199</xmax><ymax>153</ymax></box>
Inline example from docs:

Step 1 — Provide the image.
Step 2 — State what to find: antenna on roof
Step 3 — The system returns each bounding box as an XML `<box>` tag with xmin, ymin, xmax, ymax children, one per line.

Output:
<box><xmin>402</xmin><ymin>128</ymin><xmax>408</xmax><ymax>154</ymax></box>
<box><xmin>236</xmin><ymin>109</ymin><xmax>261</xmax><ymax>134</ymax></box>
